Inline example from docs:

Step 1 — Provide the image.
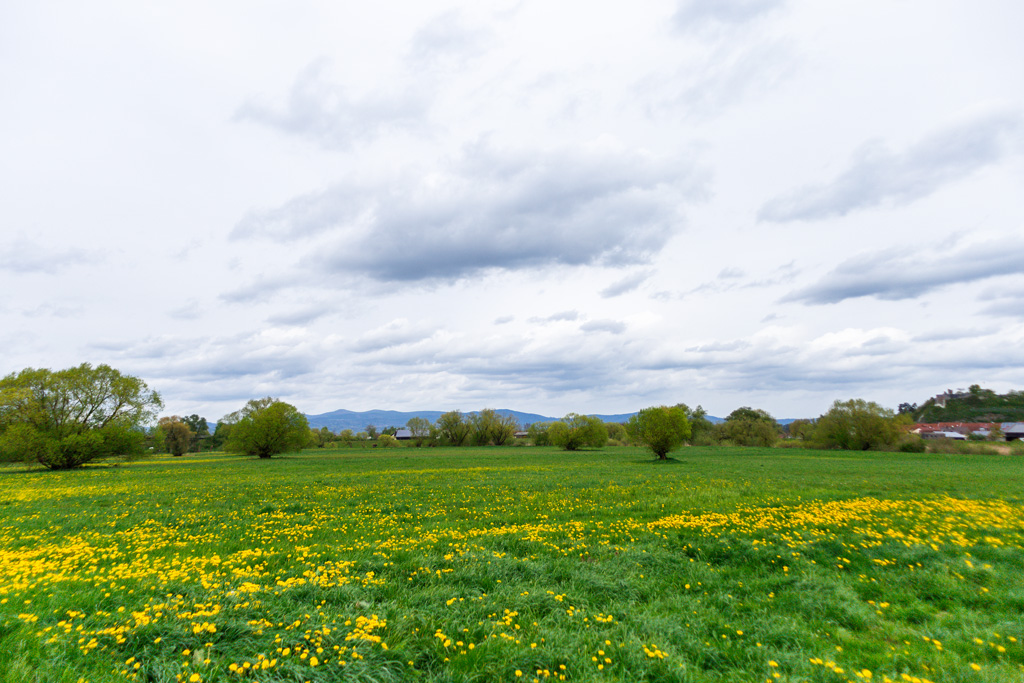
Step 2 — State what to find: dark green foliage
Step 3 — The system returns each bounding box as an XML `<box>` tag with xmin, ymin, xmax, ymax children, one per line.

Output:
<box><xmin>717</xmin><ymin>406</ymin><xmax>780</xmax><ymax>447</ymax></box>
<box><xmin>914</xmin><ymin>385</ymin><xmax>1024</xmax><ymax>423</ymax></box>
<box><xmin>547</xmin><ymin>413</ymin><xmax>608</xmax><ymax>450</ymax></box>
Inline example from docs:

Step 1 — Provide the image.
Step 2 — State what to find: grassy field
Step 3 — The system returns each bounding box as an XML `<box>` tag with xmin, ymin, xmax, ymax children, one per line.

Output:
<box><xmin>1</xmin><ymin>446</ymin><xmax>1022</xmax><ymax>683</ymax></box>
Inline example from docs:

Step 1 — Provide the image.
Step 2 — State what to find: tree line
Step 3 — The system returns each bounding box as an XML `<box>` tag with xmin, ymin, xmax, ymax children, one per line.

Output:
<box><xmin>0</xmin><ymin>363</ymin><xmax>951</xmax><ymax>470</ymax></box>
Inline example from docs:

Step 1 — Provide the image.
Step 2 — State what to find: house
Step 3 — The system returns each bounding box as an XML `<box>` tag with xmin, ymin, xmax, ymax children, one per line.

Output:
<box><xmin>1001</xmin><ymin>423</ymin><xmax>1024</xmax><ymax>441</ymax></box>
<box><xmin>395</xmin><ymin>429</ymin><xmax>413</xmax><ymax>440</ymax></box>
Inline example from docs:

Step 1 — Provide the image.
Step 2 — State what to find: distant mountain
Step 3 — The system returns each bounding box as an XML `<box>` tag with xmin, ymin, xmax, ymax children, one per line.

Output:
<box><xmin>305</xmin><ymin>407</ymin><xmax>727</xmax><ymax>432</ymax></box>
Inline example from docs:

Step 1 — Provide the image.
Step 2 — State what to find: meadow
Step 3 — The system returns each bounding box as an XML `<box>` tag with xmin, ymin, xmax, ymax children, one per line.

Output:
<box><xmin>1</xmin><ymin>446</ymin><xmax>1022</xmax><ymax>683</ymax></box>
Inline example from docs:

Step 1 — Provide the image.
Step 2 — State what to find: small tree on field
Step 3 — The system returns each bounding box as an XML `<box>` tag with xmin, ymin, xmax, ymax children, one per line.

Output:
<box><xmin>158</xmin><ymin>416</ymin><xmax>193</xmax><ymax>457</ymax></box>
<box><xmin>223</xmin><ymin>398</ymin><xmax>310</xmax><ymax>458</ymax></box>
<box><xmin>548</xmin><ymin>414</ymin><xmax>608</xmax><ymax>451</ymax></box>
<box><xmin>627</xmin><ymin>406</ymin><xmax>691</xmax><ymax>460</ymax></box>
<box><xmin>377</xmin><ymin>433</ymin><xmax>397</xmax><ymax>448</ymax></box>
<box><xmin>406</xmin><ymin>417</ymin><xmax>432</xmax><ymax>446</ymax></box>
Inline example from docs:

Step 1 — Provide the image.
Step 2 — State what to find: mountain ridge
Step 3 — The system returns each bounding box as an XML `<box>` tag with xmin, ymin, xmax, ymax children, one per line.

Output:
<box><xmin>304</xmin><ymin>408</ymin><xmax>734</xmax><ymax>432</ymax></box>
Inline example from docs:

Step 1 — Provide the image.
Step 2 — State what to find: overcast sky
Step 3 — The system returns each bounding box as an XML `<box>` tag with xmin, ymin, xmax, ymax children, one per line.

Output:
<box><xmin>3</xmin><ymin>1</ymin><xmax>1024</xmax><ymax>421</ymax></box>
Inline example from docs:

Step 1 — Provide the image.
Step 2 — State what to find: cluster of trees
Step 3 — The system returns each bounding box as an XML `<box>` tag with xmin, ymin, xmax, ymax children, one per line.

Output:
<box><xmin>1</xmin><ymin>363</ymin><xmax>949</xmax><ymax>470</ymax></box>
<box><xmin>0</xmin><ymin>364</ymin><xmax>162</xmax><ymax>469</ymax></box>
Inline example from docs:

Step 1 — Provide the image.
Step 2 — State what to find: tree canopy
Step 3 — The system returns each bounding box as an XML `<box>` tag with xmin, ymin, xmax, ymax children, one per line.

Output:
<box><xmin>223</xmin><ymin>398</ymin><xmax>310</xmax><ymax>458</ymax></box>
<box><xmin>627</xmin><ymin>406</ymin><xmax>691</xmax><ymax>459</ymax></box>
<box><xmin>548</xmin><ymin>413</ymin><xmax>608</xmax><ymax>451</ymax></box>
<box><xmin>812</xmin><ymin>399</ymin><xmax>907</xmax><ymax>451</ymax></box>
<box><xmin>0</xmin><ymin>364</ymin><xmax>161</xmax><ymax>469</ymax></box>
<box><xmin>717</xmin><ymin>406</ymin><xmax>780</xmax><ymax>447</ymax></box>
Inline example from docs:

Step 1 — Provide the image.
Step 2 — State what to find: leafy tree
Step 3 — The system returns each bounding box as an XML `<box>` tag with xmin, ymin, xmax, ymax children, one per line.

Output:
<box><xmin>158</xmin><ymin>416</ymin><xmax>193</xmax><ymax>457</ymax></box>
<box><xmin>470</xmin><ymin>409</ymin><xmax>519</xmax><ymax>446</ymax></box>
<box><xmin>338</xmin><ymin>428</ymin><xmax>355</xmax><ymax>443</ymax></box>
<box><xmin>897</xmin><ymin>402</ymin><xmax>917</xmax><ymax>416</ymax></box>
<box><xmin>811</xmin><ymin>399</ymin><xmax>906</xmax><ymax>451</ymax></box>
<box><xmin>381</xmin><ymin>426</ymin><xmax>398</xmax><ymax>436</ymax></box>
<box><xmin>527</xmin><ymin>422</ymin><xmax>553</xmax><ymax>446</ymax></box>
<box><xmin>182</xmin><ymin>414</ymin><xmax>210</xmax><ymax>451</ymax></box>
<box><xmin>548</xmin><ymin>414</ymin><xmax>608</xmax><ymax>451</ymax></box>
<box><xmin>435</xmin><ymin>410</ymin><xmax>471</xmax><ymax>446</ymax></box>
<box><xmin>406</xmin><ymin>417</ymin><xmax>432</xmax><ymax>446</ymax></box>
<box><xmin>676</xmin><ymin>403</ymin><xmax>714</xmax><ymax>445</ymax></box>
<box><xmin>604</xmin><ymin>421</ymin><xmax>628</xmax><ymax>443</ymax></box>
<box><xmin>717</xmin><ymin>407</ymin><xmax>780</xmax><ymax>447</ymax></box>
<box><xmin>787</xmin><ymin>418</ymin><xmax>815</xmax><ymax>440</ymax></box>
<box><xmin>0</xmin><ymin>364</ymin><xmax>161</xmax><ymax>469</ymax></box>
<box><xmin>377</xmin><ymin>433</ymin><xmax>397</xmax><ymax>448</ymax></box>
<box><xmin>311</xmin><ymin>426</ymin><xmax>333</xmax><ymax>448</ymax></box>
<box><xmin>365</xmin><ymin>424</ymin><xmax>378</xmax><ymax>440</ymax></box>
<box><xmin>223</xmin><ymin>398</ymin><xmax>310</xmax><ymax>458</ymax></box>
<box><xmin>627</xmin><ymin>405</ymin><xmax>691</xmax><ymax>459</ymax></box>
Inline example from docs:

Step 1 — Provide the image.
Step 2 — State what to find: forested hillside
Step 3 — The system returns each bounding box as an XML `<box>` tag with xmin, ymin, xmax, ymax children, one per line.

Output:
<box><xmin>913</xmin><ymin>385</ymin><xmax>1024</xmax><ymax>423</ymax></box>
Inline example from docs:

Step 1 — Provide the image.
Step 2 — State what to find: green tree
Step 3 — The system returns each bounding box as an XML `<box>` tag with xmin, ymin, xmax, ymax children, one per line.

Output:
<box><xmin>377</xmin><ymin>433</ymin><xmax>397</xmax><ymax>448</ymax></box>
<box><xmin>811</xmin><ymin>399</ymin><xmax>905</xmax><ymax>451</ymax></box>
<box><xmin>528</xmin><ymin>421</ymin><xmax>553</xmax><ymax>446</ymax></box>
<box><xmin>787</xmin><ymin>418</ymin><xmax>815</xmax><ymax>440</ymax></box>
<box><xmin>717</xmin><ymin>407</ymin><xmax>780</xmax><ymax>447</ymax></box>
<box><xmin>676</xmin><ymin>403</ymin><xmax>715</xmax><ymax>445</ymax></box>
<box><xmin>435</xmin><ymin>410</ymin><xmax>471</xmax><ymax>446</ymax></box>
<box><xmin>311</xmin><ymin>426</ymin><xmax>333</xmax><ymax>448</ymax></box>
<box><xmin>0</xmin><ymin>364</ymin><xmax>162</xmax><ymax>469</ymax></box>
<box><xmin>548</xmin><ymin>413</ymin><xmax>608</xmax><ymax>451</ymax></box>
<box><xmin>406</xmin><ymin>417</ymin><xmax>432</xmax><ymax>446</ymax></box>
<box><xmin>470</xmin><ymin>409</ymin><xmax>519</xmax><ymax>446</ymax></box>
<box><xmin>182</xmin><ymin>414</ymin><xmax>210</xmax><ymax>451</ymax></box>
<box><xmin>627</xmin><ymin>405</ymin><xmax>692</xmax><ymax>459</ymax></box>
<box><xmin>365</xmin><ymin>424</ymin><xmax>378</xmax><ymax>440</ymax></box>
<box><xmin>158</xmin><ymin>416</ymin><xmax>193</xmax><ymax>457</ymax></box>
<box><xmin>223</xmin><ymin>398</ymin><xmax>310</xmax><ymax>458</ymax></box>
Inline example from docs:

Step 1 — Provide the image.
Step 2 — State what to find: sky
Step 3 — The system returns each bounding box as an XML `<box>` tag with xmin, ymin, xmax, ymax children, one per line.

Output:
<box><xmin>3</xmin><ymin>1</ymin><xmax>1024</xmax><ymax>421</ymax></box>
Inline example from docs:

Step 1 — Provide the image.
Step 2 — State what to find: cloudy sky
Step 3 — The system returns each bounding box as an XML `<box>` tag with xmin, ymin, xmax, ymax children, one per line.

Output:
<box><xmin>3</xmin><ymin>1</ymin><xmax>1023</xmax><ymax>421</ymax></box>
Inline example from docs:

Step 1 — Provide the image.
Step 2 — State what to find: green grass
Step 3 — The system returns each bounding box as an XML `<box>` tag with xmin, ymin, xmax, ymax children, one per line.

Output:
<box><xmin>1</xmin><ymin>446</ymin><xmax>1022</xmax><ymax>683</ymax></box>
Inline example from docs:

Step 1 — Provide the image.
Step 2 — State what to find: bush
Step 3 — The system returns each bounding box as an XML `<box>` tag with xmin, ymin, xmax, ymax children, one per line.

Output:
<box><xmin>898</xmin><ymin>437</ymin><xmax>927</xmax><ymax>453</ymax></box>
<box><xmin>549</xmin><ymin>414</ymin><xmax>607</xmax><ymax>451</ymax></box>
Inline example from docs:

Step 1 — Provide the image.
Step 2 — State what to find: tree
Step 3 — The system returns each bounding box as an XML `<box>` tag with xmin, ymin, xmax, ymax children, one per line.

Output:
<box><xmin>365</xmin><ymin>424</ymin><xmax>378</xmax><ymax>440</ymax></box>
<box><xmin>470</xmin><ymin>409</ymin><xmax>519</xmax><ymax>446</ymax></box>
<box><xmin>158</xmin><ymin>416</ymin><xmax>193</xmax><ymax>457</ymax></box>
<box><xmin>223</xmin><ymin>398</ymin><xmax>310</xmax><ymax>458</ymax></box>
<box><xmin>377</xmin><ymin>433</ymin><xmax>397</xmax><ymax>448</ymax></box>
<box><xmin>811</xmin><ymin>399</ymin><xmax>906</xmax><ymax>451</ymax></box>
<box><xmin>182</xmin><ymin>414</ymin><xmax>210</xmax><ymax>451</ymax></box>
<box><xmin>897</xmin><ymin>402</ymin><xmax>917</xmax><ymax>416</ymax></box>
<box><xmin>717</xmin><ymin>407</ymin><xmax>780</xmax><ymax>447</ymax></box>
<box><xmin>548</xmin><ymin>413</ymin><xmax>608</xmax><ymax>450</ymax></box>
<box><xmin>676</xmin><ymin>403</ymin><xmax>714</xmax><ymax>445</ymax></box>
<box><xmin>0</xmin><ymin>364</ymin><xmax>161</xmax><ymax>469</ymax></box>
<box><xmin>311</xmin><ymin>426</ymin><xmax>333</xmax><ymax>448</ymax></box>
<box><xmin>406</xmin><ymin>417</ymin><xmax>431</xmax><ymax>446</ymax></box>
<box><xmin>435</xmin><ymin>410</ymin><xmax>471</xmax><ymax>446</ymax></box>
<box><xmin>528</xmin><ymin>421</ymin><xmax>553</xmax><ymax>446</ymax></box>
<box><xmin>627</xmin><ymin>406</ymin><xmax>691</xmax><ymax>459</ymax></box>
<box><xmin>787</xmin><ymin>418</ymin><xmax>815</xmax><ymax>440</ymax></box>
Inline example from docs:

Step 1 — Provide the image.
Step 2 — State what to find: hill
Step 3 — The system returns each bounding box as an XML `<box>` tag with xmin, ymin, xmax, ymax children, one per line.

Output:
<box><xmin>913</xmin><ymin>386</ymin><xmax>1024</xmax><ymax>423</ymax></box>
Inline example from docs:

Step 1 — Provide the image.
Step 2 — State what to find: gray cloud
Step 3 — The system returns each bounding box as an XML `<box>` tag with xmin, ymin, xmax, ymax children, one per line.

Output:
<box><xmin>0</xmin><ymin>238</ymin><xmax>100</xmax><ymax>274</ymax></box>
<box><xmin>674</xmin><ymin>0</ymin><xmax>784</xmax><ymax>30</ymax></box>
<box><xmin>784</xmin><ymin>240</ymin><xmax>1024</xmax><ymax>305</ymax></box>
<box><xmin>235</xmin><ymin>59</ymin><xmax>428</xmax><ymax>150</ymax></box>
<box><xmin>530</xmin><ymin>310</ymin><xmax>580</xmax><ymax>324</ymax></box>
<box><xmin>600</xmin><ymin>271</ymin><xmax>651</xmax><ymax>298</ymax></box>
<box><xmin>350</xmin><ymin>320</ymin><xmax>438</xmax><ymax>353</ymax></box>
<box><xmin>408</xmin><ymin>10</ymin><xmax>490</xmax><ymax>67</ymax></box>
<box><xmin>239</xmin><ymin>142</ymin><xmax>706</xmax><ymax>284</ymax></box>
<box><xmin>579</xmin><ymin>319</ymin><xmax>626</xmax><ymax>334</ymax></box>
<box><xmin>760</xmin><ymin>111</ymin><xmax>1022</xmax><ymax>222</ymax></box>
